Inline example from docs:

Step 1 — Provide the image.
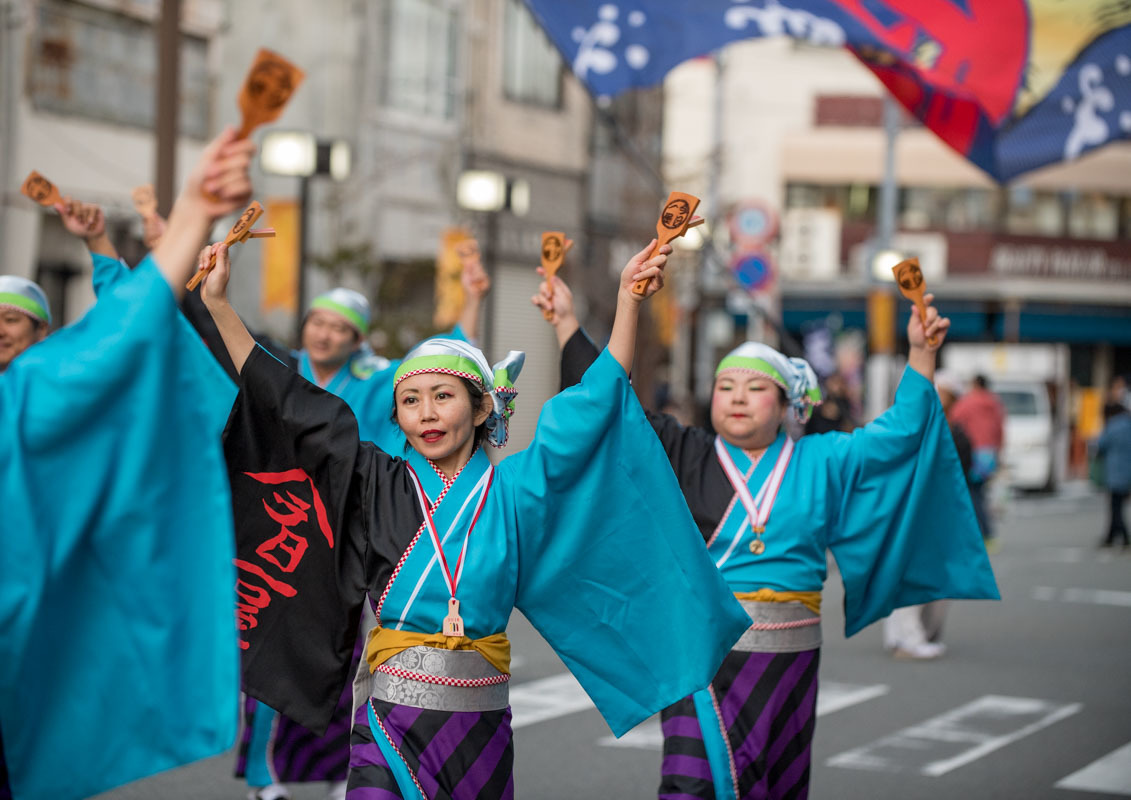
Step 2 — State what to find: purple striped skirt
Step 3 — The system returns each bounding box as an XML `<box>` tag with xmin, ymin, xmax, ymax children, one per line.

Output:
<box><xmin>659</xmin><ymin>647</ymin><xmax>821</xmax><ymax>800</ymax></box>
<box><xmin>346</xmin><ymin>698</ymin><xmax>514</xmax><ymax>799</ymax></box>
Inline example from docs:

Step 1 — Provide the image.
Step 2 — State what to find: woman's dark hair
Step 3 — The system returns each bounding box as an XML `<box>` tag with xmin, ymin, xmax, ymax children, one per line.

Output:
<box><xmin>391</xmin><ymin>375</ymin><xmax>490</xmax><ymax>453</ymax></box>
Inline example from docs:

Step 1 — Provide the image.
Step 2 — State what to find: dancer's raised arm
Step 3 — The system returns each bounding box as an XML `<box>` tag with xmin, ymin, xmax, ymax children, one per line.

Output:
<box><xmin>607</xmin><ymin>239</ymin><xmax>669</xmax><ymax>374</ymax></box>
<box><xmin>152</xmin><ymin>127</ymin><xmax>255</xmax><ymax>297</ymax></box>
<box><xmin>199</xmin><ymin>242</ymin><xmax>255</xmax><ymax>374</ymax></box>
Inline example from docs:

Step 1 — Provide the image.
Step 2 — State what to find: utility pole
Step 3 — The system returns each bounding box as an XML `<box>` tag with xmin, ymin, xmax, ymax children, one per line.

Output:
<box><xmin>691</xmin><ymin>51</ymin><xmax>726</xmax><ymax>408</ymax></box>
<box><xmin>155</xmin><ymin>0</ymin><xmax>181</xmax><ymax>217</ymax></box>
<box><xmin>865</xmin><ymin>94</ymin><xmax>902</xmax><ymax>421</ymax></box>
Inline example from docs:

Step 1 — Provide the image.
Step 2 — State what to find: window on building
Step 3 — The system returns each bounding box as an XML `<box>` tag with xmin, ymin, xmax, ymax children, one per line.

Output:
<box><xmin>383</xmin><ymin>0</ymin><xmax>458</xmax><ymax>119</ymax></box>
<box><xmin>502</xmin><ymin>0</ymin><xmax>562</xmax><ymax>108</ymax></box>
<box><xmin>28</xmin><ymin>0</ymin><xmax>209</xmax><ymax>138</ymax></box>
<box><xmin>787</xmin><ymin>181</ymin><xmax>1131</xmax><ymax>239</ymax></box>
<box><xmin>1005</xmin><ymin>187</ymin><xmax>1065</xmax><ymax>237</ymax></box>
<box><xmin>786</xmin><ymin>183</ymin><xmax>876</xmax><ymax>222</ymax></box>
<box><xmin>899</xmin><ymin>187</ymin><xmax>999</xmax><ymax>232</ymax></box>
<box><xmin>1067</xmin><ymin>193</ymin><xmax>1119</xmax><ymax>240</ymax></box>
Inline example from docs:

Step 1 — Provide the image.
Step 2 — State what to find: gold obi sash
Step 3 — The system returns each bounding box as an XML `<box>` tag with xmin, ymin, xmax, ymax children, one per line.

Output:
<box><xmin>734</xmin><ymin>588</ymin><xmax>822</xmax><ymax>615</ymax></box>
<box><xmin>365</xmin><ymin>625</ymin><xmax>511</xmax><ymax>676</ymax></box>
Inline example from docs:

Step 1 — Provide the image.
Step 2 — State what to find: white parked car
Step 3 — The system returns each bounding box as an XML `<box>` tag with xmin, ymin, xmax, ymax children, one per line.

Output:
<box><xmin>992</xmin><ymin>380</ymin><xmax>1054</xmax><ymax>491</ymax></box>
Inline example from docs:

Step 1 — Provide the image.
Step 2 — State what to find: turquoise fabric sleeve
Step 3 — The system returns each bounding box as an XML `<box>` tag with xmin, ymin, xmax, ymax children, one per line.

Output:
<box><xmin>823</xmin><ymin>366</ymin><xmax>1000</xmax><ymax>636</ymax></box>
<box><xmin>0</xmin><ymin>257</ymin><xmax>240</xmax><ymax>799</ymax></box>
<box><xmin>90</xmin><ymin>252</ymin><xmax>130</xmax><ymax>296</ymax></box>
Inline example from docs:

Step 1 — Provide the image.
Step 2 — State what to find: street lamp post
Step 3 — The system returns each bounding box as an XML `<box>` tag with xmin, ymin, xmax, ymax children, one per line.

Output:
<box><xmin>864</xmin><ymin>96</ymin><xmax>903</xmax><ymax>422</ymax></box>
<box><xmin>455</xmin><ymin>169</ymin><xmax>529</xmax><ymax>356</ymax></box>
<box><xmin>260</xmin><ymin>131</ymin><xmax>351</xmax><ymax>341</ymax></box>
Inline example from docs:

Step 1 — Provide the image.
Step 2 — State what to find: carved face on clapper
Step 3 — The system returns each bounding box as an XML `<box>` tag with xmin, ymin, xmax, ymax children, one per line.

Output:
<box><xmin>231</xmin><ymin>206</ymin><xmax>258</xmax><ymax>238</ymax></box>
<box><xmin>897</xmin><ymin>261</ymin><xmax>924</xmax><ymax>292</ymax></box>
<box><xmin>541</xmin><ymin>235</ymin><xmax>563</xmax><ymax>264</ymax></box>
<box><xmin>24</xmin><ymin>175</ymin><xmax>54</xmax><ymax>204</ymax></box>
<box><xmin>247</xmin><ymin>61</ymin><xmax>296</xmax><ymax>111</ymax></box>
<box><xmin>661</xmin><ymin>199</ymin><xmax>691</xmax><ymax>230</ymax></box>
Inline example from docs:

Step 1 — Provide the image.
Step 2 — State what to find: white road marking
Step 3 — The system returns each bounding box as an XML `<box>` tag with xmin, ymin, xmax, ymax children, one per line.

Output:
<box><xmin>601</xmin><ymin>717</ymin><xmax>661</xmax><ymax>750</ymax></box>
<box><xmin>510</xmin><ymin>673</ymin><xmax>593</xmax><ymax>729</ymax></box>
<box><xmin>1033</xmin><ymin>587</ymin><xmax>1131</xmax><ymax>607</ymax></box>
<box><xmin>827</xmin><ymin>695</ymin><xmax>1081</xmax><ymax>776</ymax></box>
<box><xmin>598</xmin><ymin>681</ymin><xmax>890</xmax><ymax>751</ymax></box>
<box><xmin>817</xmin><ymin>681</ymin><xmax>891</xmax><ymax>716</ymax></box>
<box><xmin>1056</xmin><ymin>741</ymin><xmax>1131</xmax><ymax>796</ymax></box>
<box><xmin>1037</xmin><ymin>547</ymin><xmax>1086</xmax><ymax>563</ymax></box>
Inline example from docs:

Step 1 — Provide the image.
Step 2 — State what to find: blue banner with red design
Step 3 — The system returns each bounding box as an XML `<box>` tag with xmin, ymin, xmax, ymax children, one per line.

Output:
<box><xmin>523</xmin><ymin>0</ymin><xmax>1131</xmax><ymax>181</ymax></box>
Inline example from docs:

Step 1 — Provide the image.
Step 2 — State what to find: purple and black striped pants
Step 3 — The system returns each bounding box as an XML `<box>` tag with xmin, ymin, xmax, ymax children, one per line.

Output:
<box><xmin>346</xmin><ymin>698</ymin><xmax>514</xmax><ymax>799</ymax></box>
<box><xmin>659</xmin><ymin>648</ymin><xmax>820</xmax><ymax>800</ymax></box>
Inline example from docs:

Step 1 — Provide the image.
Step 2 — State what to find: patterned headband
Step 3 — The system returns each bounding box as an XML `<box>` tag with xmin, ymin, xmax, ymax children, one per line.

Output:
<box><xmin>394</xmin><ymin>339</ymin><xmax>525</xmax><ymax>447</ymax></box>
<box><xmin>716</xmin><ymin>342</ymin><xmax>822</xmax><ymax>423</ymax></box>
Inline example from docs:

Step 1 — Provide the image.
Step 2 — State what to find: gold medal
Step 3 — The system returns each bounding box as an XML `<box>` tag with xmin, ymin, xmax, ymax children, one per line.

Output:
<box><xmin>442</xmin><ymin>597</ymin><xmax>465</xmax><ymax>638</ymax></box>
<box><xmin>749</xmin><ymin>539</ymin><xmax>766</xmax><ymax>555</ymax></box>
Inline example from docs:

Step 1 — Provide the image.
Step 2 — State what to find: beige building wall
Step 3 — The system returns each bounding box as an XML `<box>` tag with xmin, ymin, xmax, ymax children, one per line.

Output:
<box><xmin>661</xmin><ymin>36</ymin><xmax>1131</xmax><ymax>310</ymax></box>
<box><xmin>1</xmin><ymin>0</ymin><xmax>223</xmax><ymax>323</ymax></box>
<box><xmin>461</xmin><ymin>0</ymin><xmax>594</xmax><ymax>451</ymax></box>
<box><xmin>664</xmin><ymin>37</ymin><xmax>1131</xmax><ymax>214</ymax></box>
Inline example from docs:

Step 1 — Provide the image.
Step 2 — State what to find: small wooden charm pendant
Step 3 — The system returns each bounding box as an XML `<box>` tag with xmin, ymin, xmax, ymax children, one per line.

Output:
<box><xmin>749</xmin><ymin>539</ymin><xmax>766</xmax><ymax>555</ymax></box>
<box><xmin>443</xmin><ymin>597</ymin><xmax>465</xmax><ymax>638</ymax></box>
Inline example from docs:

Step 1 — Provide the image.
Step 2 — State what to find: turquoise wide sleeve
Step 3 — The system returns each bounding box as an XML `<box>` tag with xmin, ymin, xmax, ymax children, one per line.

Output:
<box><xmin>91</xmin><ymin>252</ymin><xmax>130</xmax><ymax>296</ymax></box>
<box><xmin>822</xmin><ymin>366</ymin><xmax>1000</xmax><ymax>637</ymax></box>
<box><xmin>505</xmin><ymin>348</ymin><xmax>751</xmax><ymax>737</ymax></box>
<box><xmin>0</xmin><ymin>257</ymin><xmax>239</xmax><ymax>800</ymax></box>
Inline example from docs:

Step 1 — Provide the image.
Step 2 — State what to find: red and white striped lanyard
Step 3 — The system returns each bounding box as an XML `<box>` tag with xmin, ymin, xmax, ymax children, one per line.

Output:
<box><xmin>406</xmin><ymin>464</ymin><xmax>494</xmax><ymax>638</ymax></box>
<box><xmin>714</xmin><ymin>436</ymin><xmax>794</xmax><ymax>557</ymax></box>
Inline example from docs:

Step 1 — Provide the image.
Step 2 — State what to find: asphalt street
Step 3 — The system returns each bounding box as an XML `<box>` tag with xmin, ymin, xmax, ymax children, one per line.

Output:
<box><xmin>96</xmin><ymin>482</ymin><xmax>1131</xmax><ymax>800</ymax></box>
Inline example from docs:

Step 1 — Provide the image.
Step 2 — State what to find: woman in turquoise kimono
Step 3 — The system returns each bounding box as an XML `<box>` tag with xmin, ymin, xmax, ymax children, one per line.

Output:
<box><xmin>189</xmin><ymin>240</ymin><xmax>488</xmax><ymax>800</ymax></box>
<box><xmin>536</xmin><ymin>276</ymin><xmax>1000</xmax><ymax>800</ymax></box>
<box><xmin>1</xmin><ymin>129</ymin><xmax>254</xmax><ymax>800</ymax></box>
<box><xmin>199</xmin><ymin>240</ymin><xmax>753</xmax><ymax>799</ymax></box>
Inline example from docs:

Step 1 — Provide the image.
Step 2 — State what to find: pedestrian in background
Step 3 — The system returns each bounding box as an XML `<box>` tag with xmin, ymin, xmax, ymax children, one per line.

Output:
<box><xmin>805</xmin><ymin>372</ymin><xmax>855</xmax><ymax>434</ymax></box>
<box><xmin>1096</xmin><ymin>398</ymin><xmax>1131</xmax><ymax>549</ymax></box>
<box><xmin>951</xmin><ymin>374</ymin><xmax>1005</xmax><ymax>547</ymax></box>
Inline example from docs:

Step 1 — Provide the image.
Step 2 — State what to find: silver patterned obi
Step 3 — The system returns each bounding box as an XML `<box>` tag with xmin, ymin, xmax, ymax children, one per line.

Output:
<box><xmin>371</xmin><ymin>645</ymin><xmax>510</xmax><ymax>712</ymax></box>
<box><xmin>735</xmin><ymin>599</ymin><xmax>822</xmax><ymax>653</ymax></box>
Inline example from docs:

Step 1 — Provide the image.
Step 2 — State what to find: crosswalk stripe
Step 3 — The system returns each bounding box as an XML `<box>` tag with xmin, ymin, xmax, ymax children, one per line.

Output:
<box><xmin>816</xmin><ymin>681</ymin><xmax>891</xmax><ymax>716</ymax></box>
<box><xmin>1055</xmin><ymin>741</ymin><xmax>1131</xmax><ymax>796</ymax></box>
<box><xmin>510</xmin><ymin>673</ymin><xmax>592</xmax><ymax>729</ymax></box>
<box><xmin>598</xmin><ymin>681</ymin><xmax>890</xmax><ymax>751</ymax></box>
<box><xmin>827</xmin><ymin>695</ymin><xmax>1081</xmax><ymax>776</ymax></box>
<box><xmin>1033</xmin><ymin>587</ymin><xmax>1131</xmax><ymax>607</ymax></box>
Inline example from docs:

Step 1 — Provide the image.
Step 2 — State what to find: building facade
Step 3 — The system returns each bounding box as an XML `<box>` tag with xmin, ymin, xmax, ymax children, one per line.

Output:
<box><xmin>663</xmin><ymin>37</ymin><xmax>1131</xmax><ymax>411</ymax></box>
<box><xmin>1</xmin><ymin>0</ymin><xmax>666</xmax><ymax>451</ymax></box>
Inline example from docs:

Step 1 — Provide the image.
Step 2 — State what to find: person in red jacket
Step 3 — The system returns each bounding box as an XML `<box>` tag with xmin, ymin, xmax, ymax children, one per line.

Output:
<box><xmin>950</xmin><ymin>374</ymin><xmax>1005</xmax><ymax>544</ymax></box>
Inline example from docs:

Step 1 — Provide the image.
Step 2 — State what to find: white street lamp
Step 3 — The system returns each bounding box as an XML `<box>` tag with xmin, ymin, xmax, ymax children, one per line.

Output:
<box><xmin>870</xmin><ymin>248</ymin><xmax>903</xmax><ymax>282</ymax></box>
<box><xmin>457</xmin><ymin>170</ymin><xmax>508</xmax><ymax>212</ymax></box>
<box><xmin>260</xmin><ymin>131</ymin><xmax>352</xmax><ymax>338</ymax></box>
<box><xmin>260</xmin><ymin>131</ymin><xmax>317</xmax><ymax>177</ymax></box>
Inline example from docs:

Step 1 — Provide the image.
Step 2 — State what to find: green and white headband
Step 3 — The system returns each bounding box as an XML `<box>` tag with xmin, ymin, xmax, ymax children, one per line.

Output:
<box><xmin>308</xmin><ymin>287</ymin><xmax>370</xmax><ymax>336</ymax></box>
<box><xmin>716</xmin><ymin>342</ymin><xmax>822</xmax><ymax>423</ymax></box>
<box><xmin>0</xmin><ymin>275</ymin><xmax>51</xmax><ymax>326</ymax></box>
<box><xmin>394</xmin><ymin>339</ymin><xmax>524</xmax><ymax>448</ymax></box>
